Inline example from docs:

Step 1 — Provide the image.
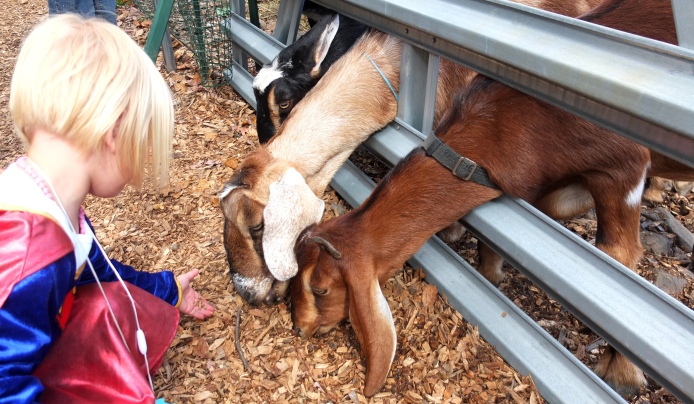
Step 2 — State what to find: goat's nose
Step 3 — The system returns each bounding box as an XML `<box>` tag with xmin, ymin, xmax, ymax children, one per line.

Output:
<box><xmin>263</xmin><ymin>290</ymin><xmax>280</xmax><ymax>305</ymax></box>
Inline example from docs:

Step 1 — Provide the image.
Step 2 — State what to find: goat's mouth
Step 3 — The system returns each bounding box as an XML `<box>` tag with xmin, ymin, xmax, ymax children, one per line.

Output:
<box><xmin>296</xmin><ymin>321</ymin><xmax>339</xmax><ymax>339</ymax></box>
<box><xmin>316</xmin><ymin>323</ymin><xmax>338</xmax><ymax>335</ymax></box>
<box><xmin>231</xmin><ymin>273</ymin><xmax>289</xmax><ymax>305</ymax></box>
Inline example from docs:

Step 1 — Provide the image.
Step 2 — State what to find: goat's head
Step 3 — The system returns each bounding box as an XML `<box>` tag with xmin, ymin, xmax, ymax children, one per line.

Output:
<box><xmin>290</xmin><ymin>226</ymin><xmax>396</xmax><ymax>397</ymax></box>
<box><xmin>219</xmin><ymin>148</ymin><xmax>325</xmax><ymax>305</ymax></box>
<box><xmin>252</xmin><ymin>13</ymin><xmax>340</xmax><ymax>143</ymax></box>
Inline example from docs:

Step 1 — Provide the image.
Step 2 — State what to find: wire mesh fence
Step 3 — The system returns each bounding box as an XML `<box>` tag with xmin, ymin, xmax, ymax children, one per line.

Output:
<box><xmin>133</xmin><ymin>0</ymin><xmax>234</xmax><ymax>87</ymax></box>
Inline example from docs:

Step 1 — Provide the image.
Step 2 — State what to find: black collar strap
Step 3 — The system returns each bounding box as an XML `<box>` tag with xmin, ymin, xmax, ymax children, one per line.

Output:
<box><xmin>422</xmin><ymin>134</ymin><xmax>499</xmax><ymax>190</ymax></box>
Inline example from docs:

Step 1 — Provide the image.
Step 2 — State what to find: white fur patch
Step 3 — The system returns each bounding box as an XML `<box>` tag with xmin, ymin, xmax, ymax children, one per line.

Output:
<box><xmin>232</xmin><ymin>273</ymin><xmax>272</xmax><ymax>296</ymax></box>
<box><xmin>253</xmin><ymin>59</ymin><xmax>284</xmax><ymax>94</ymax></box>
<box><xmin>219</xmin><ymin>183</ymin><xmax>240</xmax><ymax>201</ymax></box>
<box><xmin>372</xmin><ymin>281</ymin><xmax>397</xmax><ymax>364</ymax></box>
<box><xmin>263</xmin><ymin>168</ymin><xmax>325</xmax><ymax>281</ymax></box>
<box><xmin>626</xmin><ymin>167</ymin><xmax>648</xmax><ymax>208</ymax></box>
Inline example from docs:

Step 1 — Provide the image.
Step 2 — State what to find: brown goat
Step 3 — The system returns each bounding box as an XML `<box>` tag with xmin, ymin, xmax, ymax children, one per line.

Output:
<box><xmin>219</xmin><ymin>0</ymin><xmax>603</xmax><ymax>305</ymax></box>
<box><xmin>290</xmin><ymin>0</ymin><xmax>693</xmax><ymax>397</ymax></box>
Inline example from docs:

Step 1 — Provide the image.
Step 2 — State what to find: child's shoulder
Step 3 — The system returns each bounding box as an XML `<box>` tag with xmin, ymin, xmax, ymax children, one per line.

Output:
<box><xmin>0</xmin><ymin>208</ymin><xmax>75</xmax><ymax>259</ymax></box>
<box><xmin>0</xmin><ymin>209</ymin><xmax>75</xmax><ymax>301</ymax></box>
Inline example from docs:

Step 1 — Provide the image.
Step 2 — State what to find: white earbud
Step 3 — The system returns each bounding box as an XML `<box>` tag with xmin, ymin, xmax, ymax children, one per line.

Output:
<box><xmin>136</xmin><ymin>329</ymin><xmax>148</xmax><ymax>355</ymax></box>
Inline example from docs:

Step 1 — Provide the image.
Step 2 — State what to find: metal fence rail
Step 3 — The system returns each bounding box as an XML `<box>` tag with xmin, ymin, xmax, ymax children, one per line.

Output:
<box><xmin>220</xmin><ymin>0</ymin><xmax>694</xmax><ymax>401</ymax></box>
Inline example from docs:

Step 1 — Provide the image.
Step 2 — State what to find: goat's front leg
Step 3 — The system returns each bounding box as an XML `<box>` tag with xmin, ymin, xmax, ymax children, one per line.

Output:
<box><xmin>588</xmin><ymin>174</ymin><xmax>647</xmax><ymax>396</ymax></box>
<box><xmin>477</xmin><ymin>242</ymin><xmax>506</xmax><ymax>285</ymax></box>
<box><xmin>591</xmin><ymin>181</ymin><xmax>644</xmax><ymax>272</ymax></box>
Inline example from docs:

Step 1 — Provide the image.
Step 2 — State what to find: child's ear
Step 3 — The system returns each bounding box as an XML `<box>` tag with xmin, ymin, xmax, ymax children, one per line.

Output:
<box><xmin>104</xmin><ymin>116</ymin><xmax>123</xmax><ymax>153</ymax></box>
<box><xmin>104</xmin><ymin>127</ymin><xmax>117</xmax><ymax>153</ymax></box>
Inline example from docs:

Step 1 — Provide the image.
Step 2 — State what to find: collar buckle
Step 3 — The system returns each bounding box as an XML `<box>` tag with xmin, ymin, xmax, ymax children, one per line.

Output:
<box><xmin>452</xmin><ymin>157</ymin><xmax>477</xmax><ymax>181</ymax></box>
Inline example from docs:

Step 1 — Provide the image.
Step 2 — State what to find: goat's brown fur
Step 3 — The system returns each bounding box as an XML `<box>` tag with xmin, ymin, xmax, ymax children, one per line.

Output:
<box><xmin>291</xmin><ymin>0</ymin><xmax>688</xmax><ymax>397</ymax></box>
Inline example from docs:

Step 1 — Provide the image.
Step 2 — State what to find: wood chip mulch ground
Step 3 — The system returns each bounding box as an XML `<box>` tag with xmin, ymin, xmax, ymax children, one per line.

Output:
<box><xmin>1</xmin><ymin>1</ymin><xmax>692</xmax><ymax>403</ymax></box>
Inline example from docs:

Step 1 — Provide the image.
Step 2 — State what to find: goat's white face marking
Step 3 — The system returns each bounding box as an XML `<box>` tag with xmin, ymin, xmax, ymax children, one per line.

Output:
<box><xmin>263</xmin><ymin>167</ymin><xmax>325</xmax><ymax>281</ymax></box>
<box><xmin>219</xmin><ymin>183</ymin><xmax>240</xmax><ymax>201</ymax></box>
<box><xmin>253</xmin><ymin>58</ymin><xmax>288</xmax><ymax>94</ymax></box>
<box><xmin>626</xmin><ymin>166</ymin><xmax>648</xmax><ymax>208</ymax></box>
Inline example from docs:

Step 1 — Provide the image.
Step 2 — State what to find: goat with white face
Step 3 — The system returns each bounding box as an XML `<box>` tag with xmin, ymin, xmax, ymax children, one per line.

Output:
<box><xmin>253</xmin><ymin>13</ymin><xmax>368</xmax><ymax>143</ymax></box>
<box><xmin>221</xmin><ymin>30</ymin><xmax>405</xmax><ymax>305</ymax></box>
<box><xmin>219</xmin><ymin>0</ymin><xmax>605</xmax><ymax>306</ymax></box>
<box><xmin>290</xmin><ymin>0</ymin><xmax>694</xmax><ymax>398</ymax></box>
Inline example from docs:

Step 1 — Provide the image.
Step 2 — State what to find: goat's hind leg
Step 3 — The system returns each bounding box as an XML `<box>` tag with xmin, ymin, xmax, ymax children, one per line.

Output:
<box><xmin>642</xmin><ymin>176</ymin><xmax>669</xmax><ymax>203</ymax></box>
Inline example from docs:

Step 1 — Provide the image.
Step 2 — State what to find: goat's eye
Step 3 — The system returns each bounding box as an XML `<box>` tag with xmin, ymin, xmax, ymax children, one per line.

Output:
<box><xmin>278</xmin><ymin>101</ymin><xmax>291</xmax><ymax>109</ymax></box>
<box><xmin>250</xmin><ymin>222</ymin><xmax>264</xmax><ymax>233</ymax></box>
<box><xmin>312</xmin><ymin>288</ymin><xmax>328</xmax><ymax>296</ymax></box>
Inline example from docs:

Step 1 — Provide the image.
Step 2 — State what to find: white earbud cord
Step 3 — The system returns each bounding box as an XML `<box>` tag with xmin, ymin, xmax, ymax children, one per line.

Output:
<box><xmin>28</xmin><ymin>159</ymin><xmax>154</xmax><ymax>392</ymax></box>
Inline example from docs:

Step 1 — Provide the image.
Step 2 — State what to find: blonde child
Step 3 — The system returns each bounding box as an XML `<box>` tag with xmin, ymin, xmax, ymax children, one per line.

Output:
<box><xmin>0</xmin><ymin>14</ymin><xmax>213</xmax><ymax>402</ymax></box>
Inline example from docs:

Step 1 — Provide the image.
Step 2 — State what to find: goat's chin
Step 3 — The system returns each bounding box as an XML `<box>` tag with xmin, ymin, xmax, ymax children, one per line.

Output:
<box><xmin>316</xmin><ymin>323</ymin><xmax>339</xmax><ymax>335</ymax></box>
<box><xmin>297</xmin><ymin>322</ymin><xmax>339</xmax><ymax>339</ymax></box>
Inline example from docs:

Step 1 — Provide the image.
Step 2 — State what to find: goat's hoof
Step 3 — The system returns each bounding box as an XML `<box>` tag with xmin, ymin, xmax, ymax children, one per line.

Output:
<box><xmin>478</xmin><ymin>268</ymin><xmax>505</xmax><ymax>286</ymax></box>
<box><xmin>674</xmin><ymin>181</ymin><xmax>694</xmax><ymax>196</ymax></box>
<box><xmin>594</xmin><ymin>349</ymin><xmax>646</xmax><ymax>398</ymax></box>
<box><xmin>642</xmin><ymin>188</ymin><xmax>664</xmax><ymax>204</ymax></box>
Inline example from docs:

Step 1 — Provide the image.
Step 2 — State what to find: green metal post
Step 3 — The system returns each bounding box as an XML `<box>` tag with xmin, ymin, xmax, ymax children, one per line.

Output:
<box><xmin>144</xmin><ymin>0</ymin><xmax>175</xmax><ymax>62</ymax></box>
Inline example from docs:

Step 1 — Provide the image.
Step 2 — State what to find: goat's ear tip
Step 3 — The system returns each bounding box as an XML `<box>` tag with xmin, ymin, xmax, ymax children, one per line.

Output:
<box><xmin>363</xmin><ymin>377</ymin><xmax>385</xmax><ymax>398</ymax></box>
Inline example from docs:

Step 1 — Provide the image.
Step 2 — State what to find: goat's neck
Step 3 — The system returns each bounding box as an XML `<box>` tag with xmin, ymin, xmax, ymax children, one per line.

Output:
<box><xmin>332</xmin><ymin>150</ymin><xmax>502</xmax><ymax>277</ymax></box>
<box><xmin>267</xmin><ymin>32</ymin><xmax>402</xmax><ymax>195</ymax></box>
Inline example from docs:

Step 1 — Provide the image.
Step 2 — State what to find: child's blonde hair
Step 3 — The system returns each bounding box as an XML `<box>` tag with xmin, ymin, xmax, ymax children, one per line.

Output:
<box><xmin>10</xmin><ymin>13</ymin><xmax>174</xmax><ymax>188</ymax></box>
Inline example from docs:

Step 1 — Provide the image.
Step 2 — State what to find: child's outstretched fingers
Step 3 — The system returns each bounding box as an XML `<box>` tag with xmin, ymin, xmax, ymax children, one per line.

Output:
<box><xmin>177</xmin><ymin>269</ymin><xmax>215</xmax><ymax>319</ymax></box>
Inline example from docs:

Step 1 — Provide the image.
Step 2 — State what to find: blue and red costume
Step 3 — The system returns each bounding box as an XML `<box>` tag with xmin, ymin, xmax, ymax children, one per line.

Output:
<box><xmin>0</xmin><ymin>160</ymin><xmax>180</xmax><ymax>403</ymax></box>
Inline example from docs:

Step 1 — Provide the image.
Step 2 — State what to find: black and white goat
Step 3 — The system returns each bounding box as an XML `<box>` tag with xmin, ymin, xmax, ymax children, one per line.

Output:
<box><xmin>252</xmin><ymin>12</ymin><xmax>369</xmax><ymax>143</ymax></box>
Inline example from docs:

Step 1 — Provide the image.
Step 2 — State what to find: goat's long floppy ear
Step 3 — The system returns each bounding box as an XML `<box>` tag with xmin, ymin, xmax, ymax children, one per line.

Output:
<box><xmin>311</xmin><ymin>14</ymin><xmax>340</xmax><ymax>74</ymax></box>
<box><xmin>347</xmin><ymin>271</ymin><xmax>397</xmax><ymax>397</ymax></box>
<box><xmin>263</xmin><ymin>168</ymin><xmax>325</xmax><ymax>281</ymax></box>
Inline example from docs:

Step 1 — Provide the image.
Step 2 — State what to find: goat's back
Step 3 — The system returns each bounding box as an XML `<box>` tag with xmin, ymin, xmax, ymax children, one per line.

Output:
<box><xmin>583</xmin><ymin>0</ymin><xmax>676</xmax><ymax>44</ymax></box>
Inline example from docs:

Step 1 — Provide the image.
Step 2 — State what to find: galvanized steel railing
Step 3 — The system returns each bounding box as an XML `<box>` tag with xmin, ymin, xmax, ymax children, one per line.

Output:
<box><xmin>220</xmin><ymin>0</ymin><xmax>694</xmax><ymax>402</ymax></box>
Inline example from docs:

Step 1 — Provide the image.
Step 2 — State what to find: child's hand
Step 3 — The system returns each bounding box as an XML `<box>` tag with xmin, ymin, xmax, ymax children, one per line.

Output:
<box><xmin>177</xmin><ymin>269</ymin><xmax>214</xmax><ymax>319</ymax></box>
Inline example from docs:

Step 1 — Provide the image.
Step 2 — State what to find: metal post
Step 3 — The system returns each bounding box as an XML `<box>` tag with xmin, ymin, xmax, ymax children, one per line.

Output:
<box><xmin>143</xmin><ymin>0</ymin><xmax>174</xmax><ymax>63</ymax></box>
<box><xmin>272</xmin><ymin>0</ymin><xmax>305</xmax><ymax>45</ymax></box>
<box><xmin>672</xmin><ymin>0</ymin><xmax>694</xmax><ymax>49</ymax></box>
<box><xmin>231</xmin><ymin>0</ymin><xmax>249</xmax><ymax>70</ymax></box>
<box><xmin>397</xmin><ymin>43</ymin><xmax>439</xmax><ymax>135</ymax></box>
<box><xmin>151</xmin><ymin>0</ymin><xmax>177</xmax><ymax>72</ymax></box>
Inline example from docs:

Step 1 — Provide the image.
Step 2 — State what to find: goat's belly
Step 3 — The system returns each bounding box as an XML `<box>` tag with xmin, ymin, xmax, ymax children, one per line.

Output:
<box><xmin>534</xmin><ymin>184</ymin><xmax>595</xmax><ymax>220</ymax></box>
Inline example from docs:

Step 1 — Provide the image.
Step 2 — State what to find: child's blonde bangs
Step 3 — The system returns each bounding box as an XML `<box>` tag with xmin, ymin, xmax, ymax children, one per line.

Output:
<box><xmin>115</xmin><ymin>41</ymin><xmax>174</xmax><ymax>189</ymax></box>
<box><xmin>10</xmin><ymin>14</ymin><xmax>174</xmax><ymax>189</ymax></box>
